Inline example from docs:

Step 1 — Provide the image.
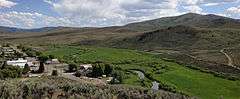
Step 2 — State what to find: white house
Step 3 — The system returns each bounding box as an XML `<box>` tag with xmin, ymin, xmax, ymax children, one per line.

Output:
<box><xmin>45</xmin><ymin>59</ymin><xmax>60</xmax><ymax>64</ymax></box>
<box><xmin>80</xmin><ymin>64</ymin><xmax>92</xmax><ymax>70</ymax></box>
<box><xmin>7</xmin><ymin>58</ymin><xmax>28</xmax><ymax>68</ymax></box>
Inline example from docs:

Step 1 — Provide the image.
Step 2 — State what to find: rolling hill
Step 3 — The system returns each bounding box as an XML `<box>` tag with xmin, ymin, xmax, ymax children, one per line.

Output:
<box><xmin>1</xmin><ymin>13</ymin><xmax>240</xmax><ymax>76</ymax></box>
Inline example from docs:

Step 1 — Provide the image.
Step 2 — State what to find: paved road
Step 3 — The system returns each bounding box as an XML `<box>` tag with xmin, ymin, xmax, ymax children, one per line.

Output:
<box><xmin>220</xmin><ymin>49</ymin><xmax>240</xmax><ymax>70</ymax></box>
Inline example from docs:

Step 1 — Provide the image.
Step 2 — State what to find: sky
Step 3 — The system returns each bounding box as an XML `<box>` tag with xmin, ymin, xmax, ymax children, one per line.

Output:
<box><xmin>0</xmin><ymin>0</ymin><xmax>240</xmax><ymax>29</ymax></box>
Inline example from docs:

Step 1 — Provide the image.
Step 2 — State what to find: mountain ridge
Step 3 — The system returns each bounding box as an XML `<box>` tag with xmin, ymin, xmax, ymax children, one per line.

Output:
<box><xmin>1</xmin><ymin>13</ymin><xmax>240</xmax><ymax>33</ymax></box>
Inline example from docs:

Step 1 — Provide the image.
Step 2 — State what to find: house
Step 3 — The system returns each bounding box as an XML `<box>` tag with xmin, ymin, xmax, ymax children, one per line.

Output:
<box><xmin>1</xmin><ymin>47</ymin><xmax>15</xmax><ymax>54</ymax></box>
<box><xmin>7</xmin><ymin>58</ymin><xmax>28</xmax><ymax>68</ymax></box>
<box><xmin>26</xmin><ymin>57</ymin><xmax>40</xmax><ymax>66</ymax></box>
<box><xmin>24</xmin><ymin>57</ymin><xmax>40</xmax><ymax>71</ymax></box>
<box><xmin>80</xmin><ymin>64</ymin><xmax>92</xmax><ymax>70</ymax></box>
<box><xmin>76</xmin><ymin>64</ymin><xmax>93</xmax><ymax>76</ymax></box>
<box><xmin>45</xmin><ymin>59</ymin><xmax>60</xmax><ymax>64</ymax></box>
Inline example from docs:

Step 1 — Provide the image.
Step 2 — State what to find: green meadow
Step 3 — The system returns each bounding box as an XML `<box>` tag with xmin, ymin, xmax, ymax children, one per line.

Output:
<box><xmin>43</xmin><ymin>45</ymin><xmax>240</xmax><ymax>99</ymax></box>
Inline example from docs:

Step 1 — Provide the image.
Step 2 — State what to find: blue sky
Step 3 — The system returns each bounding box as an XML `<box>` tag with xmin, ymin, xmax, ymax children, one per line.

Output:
<box><xmin>0</xmin><ymin>0</ymin><xmax>240</xmax><ymax>29</ymax></box>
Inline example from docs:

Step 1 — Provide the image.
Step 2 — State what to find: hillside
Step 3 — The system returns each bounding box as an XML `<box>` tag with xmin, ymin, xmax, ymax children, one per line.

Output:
<box><xmin>1</xmin><ymin>13</ymin><xmax>240</xmax><ymax>99</ymax></box>
<box><xmin>2</xmin><ymin>13</ymin><xmax>240</xmax><ymax>75</ymax></box>
<box><xmin>123</xmin><ymin>13</ymin><xmax>240</xmax><ymax>31</ymax></box>
<box><xmin>114</xmin><ymin>25</ymin><xmax>240</xmax><ymax>50</ymax></box>
<box><xmin>0</xmin><ymin>77</ymin><xmax>191</xmax><ymax>99</ymax></box>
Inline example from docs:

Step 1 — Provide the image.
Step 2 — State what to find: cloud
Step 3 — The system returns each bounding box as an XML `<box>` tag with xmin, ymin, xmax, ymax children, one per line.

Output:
<box><xmin>227</xmin><ymin>6</ymin><xmax>240</xmax><ymax>14</ymax></box>
<box><xmin>1</xmin><ymin>0</ymin><xmax>240</xmax><ymax>28</ymax></box>
<box><xmin>0</xmin><ymin>11</ymin><xmax>73</xmax><ymax>28</ymax></box>
<box><xmin>0</xmin><ymin>0</ymin><xmax>17</xmax><ymax>8</ymax></box>
<box><xmin>183</xmin><ymin>5</ymin><xmax>203</xmax><ymax>13</ymax></box>
<box><xmin>226</xmin><ymin>6</ymin><xmax>240</xmax><ymax>18</ymax></box>
<box><xmin>203</xmin><ymin>3</ymin><xmax>219</xmax><ymax>6</ymax></box>
<box><xmin>50</xmin><ymin>0</ymin><xmax>234</xmax><ymax>25</ymax></box>
<box><xmin>44</xmin><ymin>0</ymin><xmax>184</xmax><ymax>26</ymax></box>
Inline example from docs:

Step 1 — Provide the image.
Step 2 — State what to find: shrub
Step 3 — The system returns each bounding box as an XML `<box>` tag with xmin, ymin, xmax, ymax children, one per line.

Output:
<box><xmin>91</xmin><ymin>63</ymin><xmax>104</xmax><ymax>78</ymax></box>
<box><xmin>48</xmin><ymin>55</ymin><xmax>55</xmax><ymax>59</ymax></box>
<box><xmin>68</xmin><ymin>64</ymin><xmax>77</xmax><ymax>72</ymax></box>
<box><xmin>104</xmin><ymin>64</ymin><xmax>113</xmax><ymax>76</ymax></box>
<box><xmin>74</xmin><ymin>71</ymin><xmax>82</xmax><ymax>77</ymax></box>
<box><xmin>0</xmin><ymin>66</ymin><xmax>22</xmax><ymax>79</ymax></box>
<box><xmin>38</xmin><ymin>55</ymin><xmax>49</xmax><ymax>62</ymax></box>
<box><xmin>22</xmin><ymin>64</ymin><xmax>30</xmax><ymax>74</ymax></box>
<box><xmin>38</xmin><ymin>62</ymin><xmax>45</xmax><ymax>73</ymax></box>
<box><xmin>111</xmin><ymin>70</ymin><xmax>124</xmax><ymax>84</ymax></box>
<box><xmin>52</xmin><ymin>70</ymin><xmax>58</xmax><ymax>76</ymax></box>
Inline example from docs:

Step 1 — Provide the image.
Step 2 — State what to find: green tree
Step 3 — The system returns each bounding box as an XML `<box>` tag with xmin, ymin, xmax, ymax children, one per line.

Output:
<box><xmin>1</xmin><ymin>61</ymin><xmax>7</xmax><ymax>69</ymax></box>
<box><xmin>22</xmin><ymin>63</ymin><xmax>30</xmax><ymax>74</ymax></box>
<box><xmin>39</xmin><ymin>55</ymin><xmax>49</xmax><ymax>62</ymax></box>
<box><xmin>38</xmin><ymin>62</ymin><xmax>45</xmax><ymax>73</ymax></box>
<box><xmin>15</xmin><ymin>52</ymin><xmax>23</xmax><ymax>58</ymax></box>
<box><xmin>49</xmin><ymin>55</ymin><xmax>55</xmax><ymax>59</ymax></box>
<box><xmin>0</xmin><ymin>72</ymin><xmax>4</xmax><ymax>79</ymax></box>
<box><xmin>104</xmin><ymin>64</ymin><xmax>113</xmax><ymax>76</ymax></box>
<box><xmin>52</xmin><ymin>70</ymin><xmax>58</xmax><ymax>76</ymax></box>
<box><xmin>68</xmin><ymin>64</ymin><xmax>77</xmax><ymax>72</ymax></box>
<box><xmin>111</xmin><ymin>71</ymin><xmax>123</xmax><ymax>84</ymax></box>
<box><xmin>0</xmin><ymin>52</ymin><xmax>5</xmax><ymax>58</ymax></box>
<box><xmin>17</xmin><ymin>44</ymin><xmax>24</xmax><ymax>50</ymax></box>
<box><xmin>92</xmin><ymin>64</ymin><xmax>103</xmax><ymax>78</ymax></box>
<box><xmin>74</xmin><ymin>71</ymin><xmax>82</xmax><ymax>77</ymax></box>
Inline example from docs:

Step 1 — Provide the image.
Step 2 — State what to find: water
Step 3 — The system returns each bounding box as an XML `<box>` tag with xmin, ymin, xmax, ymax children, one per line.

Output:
<box><xmin>133</xmin><ymin>70</ymin><xmax>159</xmax><ymax>90</ymax></box>
<box><xmin>134</xmin><ymin>71</ymin><xmax>145</xmax><ymax>80</ymax></box>
<box><xmin>152</xmin><ymin>81</ymin><xmax>159</xmax><ymax>91</ymax></box>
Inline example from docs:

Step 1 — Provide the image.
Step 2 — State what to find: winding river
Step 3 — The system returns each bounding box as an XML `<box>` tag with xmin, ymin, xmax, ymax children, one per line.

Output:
<box><xmin>134</xmin><ymin>70</ymin><xmax>159</xmax><ymax>90</ymax></box>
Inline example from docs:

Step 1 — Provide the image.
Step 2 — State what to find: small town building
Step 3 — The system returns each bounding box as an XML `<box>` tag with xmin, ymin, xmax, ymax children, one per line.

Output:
<box><xmin>7</xmin><ymin>58</ymin><xmax>27</xmax><ymax>68</ymax></box>
<box><xmin>1</xmin><ymin>47</ymin><xmax>15</xmax><ymax>54</ymax></box>
<box><xmin>80</xmin><ymin>64</ymin><xmax>92</xmax><ymax>70</ymax></box>
<box><xmin>45</xmin><ymin>59</ymin><xmax>60</xmax><ymax>64</ymax></box>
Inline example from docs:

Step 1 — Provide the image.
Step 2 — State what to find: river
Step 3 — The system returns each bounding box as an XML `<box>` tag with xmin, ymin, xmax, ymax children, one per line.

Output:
<box><xmin>134</xmin><ymin>70</ymin><xmax>159</xmax><ymax>90</ymax></box>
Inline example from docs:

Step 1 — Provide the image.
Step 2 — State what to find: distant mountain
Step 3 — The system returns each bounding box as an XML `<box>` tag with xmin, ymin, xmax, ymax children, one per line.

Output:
<box><xmin>1</xmin><ymin>13</ymin><xmax>240</xmax><ymax>48</ymax></box>
<box><xmin>123</xmin><ymin>13</ymin><xmax>240</xmax><ymax>31</ymax></box>
<box><xmin>0</xmin><ymin>26</ymin><xmax>61</xmax><ymax>33</ymax></box>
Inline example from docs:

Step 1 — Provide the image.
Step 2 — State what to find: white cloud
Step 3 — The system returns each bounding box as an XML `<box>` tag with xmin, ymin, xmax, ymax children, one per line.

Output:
<box><xmin>0</xmin><ymin>11</ymin><xmax>73</xmax><ymax>28</ymax></box>
<box><xmin>227</xmin><ymin>6</ymin><xmax>240</xmax><ymax>14</ymax></box>
<box><xmin>183</xmin><ymin>5</ymin><xmax>203</xmax><ymax>13</ymax></box>
<box><xmin>226</xmin><ymin>6</ymin><xmax>240</xmax><ymax>18</ymax></box>
<box><xmin>1</xmin><ymin>0</ymin><xmax>240</xmax><ymax>28</ymax></box>
<box><xmin>44</xmin><ymin>0</ymin><xmax>183</xmax><ymax>26</ymax></box>
<box><xmin>0</xmin><ymin>0</ymin><xmax>17</xmax><ymax>8</ymax></box>
<box><xmin>203</xmin><ymin>3</ymin><xmax>219</xmax><ymax>6</ymax></box>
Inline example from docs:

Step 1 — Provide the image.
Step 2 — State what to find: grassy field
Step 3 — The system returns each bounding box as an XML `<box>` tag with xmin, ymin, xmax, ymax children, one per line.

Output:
<box><xmin>43</xmin><ymin>45</ymin><xmax>240</xmax><ymax>99</ymax></box>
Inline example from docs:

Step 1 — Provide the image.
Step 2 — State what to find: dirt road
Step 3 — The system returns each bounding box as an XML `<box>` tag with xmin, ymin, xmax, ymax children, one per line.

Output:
<box><xmin>220</xmin><ymin>49</ymin><xmax>240</xmax><ymax>70</ymax></box>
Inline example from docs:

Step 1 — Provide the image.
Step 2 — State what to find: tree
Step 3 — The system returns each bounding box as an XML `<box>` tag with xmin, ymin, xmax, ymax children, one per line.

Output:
<box><xmin>0</xmin><ymin>72</ymin><xmax>4</xmax><ymax>80</ymax></box>
<box><xmin>0</xmin><ymin>52</ymin><xmax>5</xmax><ymax>58</ymax></box>
<box><xmin>38</xmin><ymin>62</ymin><xmax>45</xmax><ymax>73</ymax></box>
<box><xmin>17</xmin><ymin>44</ymin><xmax>24</xmax><ymax>49</ymax></box>
<box><xmin>91</xmin><ymin>64</ymin><xmax>103</xmax><ymax>78</ymax></box>
<box><xmin>74</xmin><ymin>71</ymin><xmax>82</xmax><ymax>77</ymax></box>
<box><xmin>22</xmin><ymin>63</ymin><xmax>30</xmax><ymax>74</ymax></box>
<box><xmin>52</xmin><ymin>70</ymin><xmax>58</xmax><ymax>76</ymax></box>
<box><xmin>49</xmin><ymin>55</ymin><xmax>55</xmax><ymax>59</ymax></box>
<box><xmin>111</xmin><ymin>71</ymin><xmax>123</xmax><ymax>84</ymax></box>
<box><xmin>68</xmin><ymin>64</ymin><xmax>77</xmax><ymax>72</ymax></box>
<box><xmin>38</xmin><ymin>55</ymin><xmax>49</xmax><ymax>62</ymax></box>
<box><xmin>104</xmin><ymin>64</ymin><xmax>113</xmax><ymax>76</ymax></box>
<box><xmin>15</xmin><ymin>52</ymin><xmax>23</xmax><ymax>58</ymax></box>
<box><xmin>1</xmin><ymin>61</ymin><xmax>7</xmax><ymax>69</ymax></box>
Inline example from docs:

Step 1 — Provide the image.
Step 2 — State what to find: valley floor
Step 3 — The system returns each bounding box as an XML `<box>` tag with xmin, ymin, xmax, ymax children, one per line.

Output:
<box><xmin>40</xmin><ymin>45</ymin><xmax>240</xmax><ymax>99</ymax></box>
